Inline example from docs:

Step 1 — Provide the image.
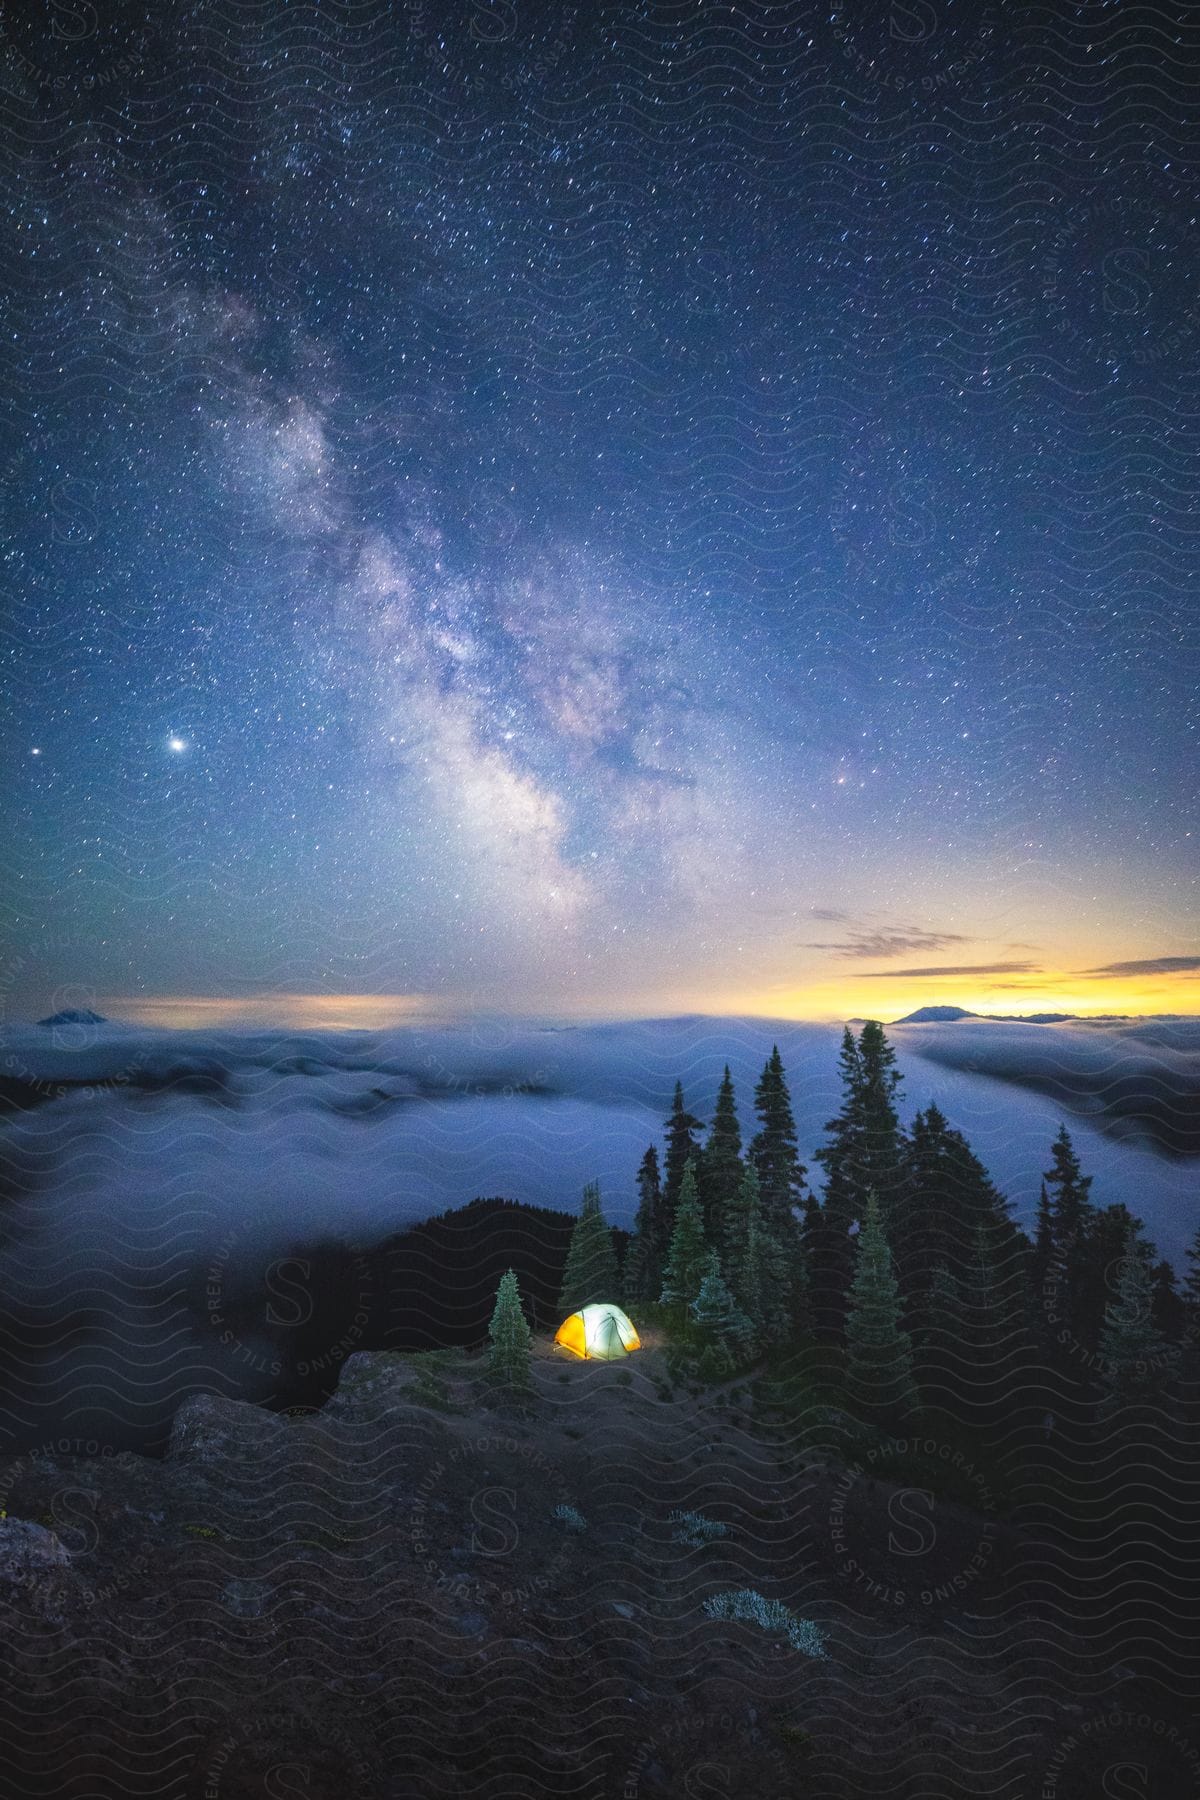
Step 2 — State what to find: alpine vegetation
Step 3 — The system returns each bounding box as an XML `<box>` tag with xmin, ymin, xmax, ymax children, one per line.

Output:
<box><xmin>703</xmin><ymin>1589</ymin><xmax>828</xmax><ymax>1659</ymax></box>
<box><xmin>669</xmin><ymin>1509</ymin><xmax>728</xmax><ymax>1547</ymax></box>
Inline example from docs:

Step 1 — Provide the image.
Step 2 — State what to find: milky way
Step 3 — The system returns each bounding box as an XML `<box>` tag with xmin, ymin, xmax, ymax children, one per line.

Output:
<box><xmin>0</xmin><ymin>1</ymin><xmax>1196</xmax><ymax>1022</ymax></box>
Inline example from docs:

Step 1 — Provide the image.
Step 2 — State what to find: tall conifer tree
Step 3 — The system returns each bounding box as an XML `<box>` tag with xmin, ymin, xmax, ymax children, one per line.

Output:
<box><xmin>1029</xmin><ymin>1181</ymin><xmax>1054</xmax><ymax>1314</ymax></box>
<box><xmin>743</xmin><ymin>1205</ymin><xmax>793</xmax><ymax>1351</ymax></box>
<box><xmin>1040</xmin><ymin>1125</ymin><xmax>1097</xmax><ymax>1354</ymax></box>
<box><xmin>917</xmin><ymin>1260</ymin><xmax>963</xmax><ymax>1410</ymax></box>
<box><xmin>1182</xmin><ymin>1222</ymin><xmax>1200</xmax><ymax>1347</ymax></box>
<box><xmin>843</xmin><ymin>1191</ymin><xmax>919</xmax><ymax>1422</ymax></box>
<box><xmin>1150</xmin><ymin>1259</ymin><xmax>1186</xmax><ymax>1343</ymax></box>
<box><xmin>749</xmin><ymin>1046</ymin><xmax>805</xmax><ymax>1238</ymax></box>
<box><xmin>558</xmin><ymin>1181</ymin><xmax>620</xmax><ymax>1315</ymax></box>
<box><xmin>811</xmin><ymin>1027</ymin><xmax>869</xmax><ymax>1336</ymax></box>
<box><xmin>854</xmin><ymin>1021</ymin><xmax>907</xmax><ymax>1216</ymax></box>
<box><xmin>897</xmin><ymin>1102</ymin><xmax>1020</xmax><ymax>1337</ymax></box>
<box><xmin>663</xmin><ymin>1082</ymin><xmax>705</xmax><ymax>1220</ymax></box>
<box><xmin>623</xmin><ymin>1145</ymin><xmax>667</xmax><ymax>1305</ymax></box>
<box><xmin>700</xmin><ymin>1065</ymin><xmax>744</xmax><ymax>1255</ymax></box>
<box><xmin>660</xmin><ymin>1161</ymin><xmax>710</xmax><ymax>1322</ymax></box>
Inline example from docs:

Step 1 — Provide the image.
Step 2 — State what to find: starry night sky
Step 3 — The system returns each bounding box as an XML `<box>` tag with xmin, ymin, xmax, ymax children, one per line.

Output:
<box><xmin>0</xmin><ymin>0</ymin><xmax>1197</xmax><ymax>1025</ymax></box>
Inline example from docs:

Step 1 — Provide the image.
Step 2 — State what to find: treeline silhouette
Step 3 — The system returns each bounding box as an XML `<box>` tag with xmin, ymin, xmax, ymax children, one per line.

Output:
<box><xmin>269</xmin><ymin>1021</ymin><xmax>1198</xmax><ymax>1436</ymax></box>
<box><xmin>605</xmin><ymin>1020</ymin><xmax>1197</xmax><ymax>1424</ymax></box>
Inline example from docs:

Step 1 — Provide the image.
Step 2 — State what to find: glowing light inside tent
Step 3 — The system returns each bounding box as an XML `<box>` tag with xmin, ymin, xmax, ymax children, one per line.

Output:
<box><xmin>554</xmin><ymin>1303</ymin><xmax>641</xmax><ymax>1361</ymax></box>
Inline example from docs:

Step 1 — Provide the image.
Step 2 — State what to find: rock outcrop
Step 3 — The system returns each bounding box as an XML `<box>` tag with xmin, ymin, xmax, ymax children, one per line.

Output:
<box><xmin>0</xmin><ymin>1344</ymin><xmax>1111</xmax><ymax>1799</ymax></box>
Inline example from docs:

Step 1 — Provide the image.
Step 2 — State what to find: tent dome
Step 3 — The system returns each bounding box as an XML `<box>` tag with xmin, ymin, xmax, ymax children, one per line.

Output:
<box><xmin>554</xmin><ymin>1302</ymin><xmax>641</xmax><ymax>1361</ymax></box>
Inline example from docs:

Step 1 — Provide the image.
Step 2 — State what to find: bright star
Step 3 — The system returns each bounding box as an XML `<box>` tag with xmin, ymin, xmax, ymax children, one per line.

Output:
<box><xmin>167</xmin><ymin>736</ymin><xmax>188</xmax><ymax>753</ymax></box>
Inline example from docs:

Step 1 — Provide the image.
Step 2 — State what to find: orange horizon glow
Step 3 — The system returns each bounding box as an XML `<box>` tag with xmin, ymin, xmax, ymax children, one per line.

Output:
<box><xmin>733</xmin><ymin>968</ymin><xmax>1200</xmax><ymax>1024</ymax></box>
<box><xmin>90</xmin><ymin>969</ymin><xmax>1200</xmax><ymax>1031</ymax></box>
<box><xmin>101</xmin><ymin>993</ymin><xmax>454</xmax><ymax>1031</ymax></box>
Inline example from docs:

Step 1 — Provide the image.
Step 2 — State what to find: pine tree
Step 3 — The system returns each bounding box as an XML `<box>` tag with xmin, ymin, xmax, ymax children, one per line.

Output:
<box><xmin>1151</xmin><ymin>1260</ymin><xmax>1186</xmax><ymax>1343</ymax></box>
<box><xmin>749</xmin><ymin>1046</ymin><xmax>806</xmax><ymax>1238</ymax></box>
<box><xmin>558</xmin><ymin>1181</ymin><xmax>620</xmax><ymax>1316</ymax></box>
<box><xmin>897</xmin><ymin>1103</ymin><xmax>1023</xmax><ymax>1340</ymax></box>
<box><xmin>1042</xmin><ymin>1125</ymin><xmax>1096</xmax><ymax>1337</ymax></box>
<box><xmin>623</xmin><ymin>1145</ymin><xmax>667</xmax><ymax>1305</ymax></box>
<box><xmin>725</xmin><ymin>1162</ymin><xmax>786</xmax><ymax>1348</ymax></box>
<box><xmin>1077</xmin><ymin>1200</ymin><xmax>1142</xmax><ymax>1359</ymax></box>
<box><xmin>723</xmin><ymin>1159</ymin><xmax>760</xmax><ymax>1298</ymax></box>
<box><xmin>1029</xmin><ymin>1180</ymin><xmax>1055</xmax><ymax>1322</ymax></box>
<box><xmin>1044</xmin><ymin>1125</ymin><xmax>1094</xmax><ymax>1247</ymax></box>
<box><xmin>816</xmin><ymin>1027</ymin><xmax>864</xmax><ymax>1231</ymax></box>
<box><xmin>856</xmin><ymin>1021</ymin><xmax>905</xmax><ymax>1204</ymax></box>
<box><xmin>917</xmin><ymin>1260</ymin><xmax>963</xmax><ymax>1408</ymax></box>
<box><xmin>1183</xmin><ymin>1222</ymin><xmax>1200</xmax><ymax>1347</ymax></box>
<box><xmin>663</xmin><ymin>1082</ymin><xmax>705</xmax><ymax>1219</ymax></box>
<box><xmin>691</xmin><ymin>1254</ymin><xmax>753</xmax><ymax>1358</ymax></box>
<box><xmin>958</xmin><ymin>1225</ymin><xmax>1031</xmax><ymax>1424</ymax></box>
<box><xmin>1097</xmin><ymin>1238</ymin><xmax>1173</xmax><ymax>1414</ymax></box>
<box><xmin>700</xmin><ymin>1065</ymin><xmax>744</xmax><ymax>1255</ymax></box>
<box><xmin>810</xmin><ymin>1027</ymin><xmax>867</xmax><ymax>1337</ymax></box>
<box><xmin>742</xmin><ymin>1206</ymin><xmax>794</xmax><ymax>1350</ymax></box>
<box><xmin>659</xmin><ymin>1161</ymin><xmax>710</xmax><ymax>1322</ymax></box>
<box><xmin>488</xmin><ymin>1268</ymin><xmax>533</xmax><ymax>1390</ymax></box>
<box><xmin>814</xmin><ymin>1024</ymin><xmax>904</xmax><ymax>1254</ymax></box>
<box><xmin>843</xmin><ymin>1192</ymin><xmax>919</xmax><ymax>1423</ymax></box>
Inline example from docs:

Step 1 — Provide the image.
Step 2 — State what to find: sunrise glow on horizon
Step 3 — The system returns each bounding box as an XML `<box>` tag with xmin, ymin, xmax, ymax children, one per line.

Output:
<box><xmin>88</xmin><ymin>965</ymin><xmax>1200</xmax><ymax>1033</ymax></box>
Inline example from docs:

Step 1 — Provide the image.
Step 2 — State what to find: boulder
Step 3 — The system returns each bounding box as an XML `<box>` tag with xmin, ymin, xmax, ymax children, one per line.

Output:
<box><xmin>167</xmin><ymin>1392</ymin><xmax>288</xmax><ymax>1467</ymax></box>
<box><xmin>0</xmin><ymin>1518</ymin><xmax>70</xmax><ymax>1581</ymax></box>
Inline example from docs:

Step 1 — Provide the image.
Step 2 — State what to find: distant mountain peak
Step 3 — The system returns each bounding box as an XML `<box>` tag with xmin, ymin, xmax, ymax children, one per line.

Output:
<box><xmin>895</xmin><ymin>1004</ymin><xmax>1079</xmax><ymax>1025</ymax></box>
<box><xmin>896</xmin><ymin>1005</ymin><xmax>978</xmax><ymax>1023</ymax></box>
<box><xmin>36</xmin><ymin>1007</ymin><xmax>107</xmax><ymax>1027</ymax></box>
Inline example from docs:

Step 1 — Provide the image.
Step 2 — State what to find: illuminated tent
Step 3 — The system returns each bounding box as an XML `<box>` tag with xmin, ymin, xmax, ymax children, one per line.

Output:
<box><xmin>554</xmin><ymin>1303</ymin><xmax>641</xmax><ymax>1361</ymax></box>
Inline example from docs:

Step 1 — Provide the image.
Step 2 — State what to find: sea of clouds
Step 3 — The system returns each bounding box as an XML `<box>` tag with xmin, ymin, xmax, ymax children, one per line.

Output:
<box><xmin>0</xmin><ymin>1013</ymin><xmax>1195</xmax><ymax>1450</ymax></box>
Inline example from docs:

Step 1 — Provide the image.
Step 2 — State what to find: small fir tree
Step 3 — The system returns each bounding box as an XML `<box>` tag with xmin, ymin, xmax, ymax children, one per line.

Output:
<box><xmin>558</xmin><ymin>1180</ymin><xmax>620</xmax><ymax>1315</ymax></box>
<box><xmin>488</xmin><ymin>1268</ymin><xmax>532</xmax><ymax>1390</ymax></box>
<box><xmin>691</xmin><ymin>1253</ymin><xmax>753</xmax><ymax>1359</ymax></box>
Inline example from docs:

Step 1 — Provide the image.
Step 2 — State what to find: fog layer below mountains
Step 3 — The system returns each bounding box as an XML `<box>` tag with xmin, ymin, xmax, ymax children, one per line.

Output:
<box><xmin>0</xmin><ymin>1013</ymin><xmax>1195</xmax><ymax>1449</ymax></box>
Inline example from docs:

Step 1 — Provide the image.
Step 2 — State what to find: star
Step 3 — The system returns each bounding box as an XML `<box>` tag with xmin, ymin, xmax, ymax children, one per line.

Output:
<box><xmin>167</xmin><ymin>736</ymin><xmax>188</xmax><ymax>754</ymax></box>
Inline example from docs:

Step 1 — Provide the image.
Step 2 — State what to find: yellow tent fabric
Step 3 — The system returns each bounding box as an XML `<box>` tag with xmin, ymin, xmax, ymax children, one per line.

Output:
<box><xmin>554</xmin><ymin>1303</ymin><xmax>641</xmax><ymax>1361</ymax></box>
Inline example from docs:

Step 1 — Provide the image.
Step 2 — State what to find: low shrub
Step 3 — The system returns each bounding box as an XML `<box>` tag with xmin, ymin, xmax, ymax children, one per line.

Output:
<box><xmin>702</xmin><ymin>1588</ymin><xmax>827</xmax><ymax>1658</ymax></box>
<box><xmin>550</xmin><ymin>1503</ymin><xmax>587</xmax><ymax>1533</ymax></box>
<box><xmin>669</xmin><ymin>1509</ymin><xmax>728</xmax><ymax>1548</ymax></box>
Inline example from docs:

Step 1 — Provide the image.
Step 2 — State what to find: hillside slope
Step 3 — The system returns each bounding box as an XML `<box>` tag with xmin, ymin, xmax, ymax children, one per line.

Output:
<box><xmin>0</xmin><ymin>1340</ymin><xmax>1167</xmax><ymax>1798</ymax></box>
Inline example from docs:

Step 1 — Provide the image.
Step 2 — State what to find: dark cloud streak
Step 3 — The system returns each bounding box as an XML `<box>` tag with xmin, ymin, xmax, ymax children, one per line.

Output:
<box><xmin>862</xmin><ymin>960</ymin><xmax>1042</xmax><ymax>979</ymax></box>
<box><xmin>1086</xmin><ymin>956</ymin><xmax>1200</xmax><ymax>977</ymax></box>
